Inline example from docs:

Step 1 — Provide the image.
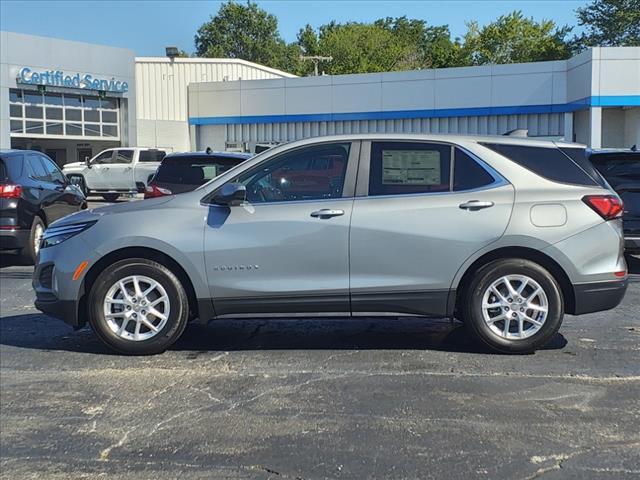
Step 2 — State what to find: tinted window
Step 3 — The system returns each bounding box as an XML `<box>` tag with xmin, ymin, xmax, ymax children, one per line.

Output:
<box><xmin>454</xmin><ymin>148</ymin><xmax>495</xmax><ymax>191</ymax></box>
<box><xmin>40</xmin><ymin>156</ymin><xmax>66</xmax><ymax>183</ymax></box>
<box><xmin>113</xmin><ymin>150</ymin><xmax>134</xmax><ymax>164</ymax></box>
<box><xmin>155</xmin><ymin>156</ymin><xmax>243</xmax><ymax>185</ymax></box>
<box><xmin>139</xmin><ymin>150</ymin><xmax>166</xmax><ymax>163</ymax></box>
<box><xmin>560</xmin><ymin>148</ymin><xmax>608</xmax><ymax>188</ymax></box>
<box><xmin>481</xmin><ymin>143</ymin><xmax>597</xmax><ymax>186</ymax></box>
<box><xmin>92</xmin><ymin>151</ymin><xmax>114</xmax><ymax>164</ymax></box>
<box><xmin>369</xmin><ymin>142</ymin><xmax>451</xmax><ymax>196</ymax></box>
<box><xmin>237</xmin><ymin>143</ymin><xmax>350</xmax><ymax>203</ymax></box>
<box><xmin>26</xmin><ymin>154</ymin><xmax>48</xmax><ymax>181</ymax></box>
<box><xmin>0</xmin><ymin>154</ymin><xmax>24</xmax><ymax>181</ymax></box>
<box><xmin>590</xmin><ymin>154</ymin><xmax>640</xmax><ymax>180</ymax></box>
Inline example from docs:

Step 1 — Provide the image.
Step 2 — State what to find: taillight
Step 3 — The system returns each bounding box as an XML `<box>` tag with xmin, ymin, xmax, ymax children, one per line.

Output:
<box><xmin>0</xmin><ymin>184</ymin><xmax>22</xmax><ymax>198</ymax></box>
<box><xmin>582</xmin><ymin>195</ymin><xmax>624</xmax><ymax>220</ymax></box>
<box><xmin>144</xmin><ymin>183</ymin><xmax>172</xmax><ymax>199</ymax></box>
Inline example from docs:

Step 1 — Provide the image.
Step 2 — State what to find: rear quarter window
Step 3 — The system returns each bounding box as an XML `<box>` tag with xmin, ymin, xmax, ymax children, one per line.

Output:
<box><xmin>481</xmin><ymin>143</ymin><xmax>598</xmax><ymax>187</ymax></box>
<box><xmin>0</xmin><ymin>154</ymin><xmax>24</xmax><ymax>181</ymax></box>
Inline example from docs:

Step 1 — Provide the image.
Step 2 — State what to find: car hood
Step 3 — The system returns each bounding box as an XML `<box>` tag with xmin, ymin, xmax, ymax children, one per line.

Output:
<box><xmin>62</xmin><ymin>162</ymin><xmax>85</xmax><ymax>170</ymax></box>
<box><xmin>49</xmin><ymin>196</ymin><xmax>175</xmax><ymax>228</ymax></box>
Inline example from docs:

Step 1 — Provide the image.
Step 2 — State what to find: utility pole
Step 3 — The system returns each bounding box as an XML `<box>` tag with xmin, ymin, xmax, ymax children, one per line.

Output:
<box><xmin>300</xmin><ymin>55</ymin><xmax>333</xmax><ymax>76</ymax></box>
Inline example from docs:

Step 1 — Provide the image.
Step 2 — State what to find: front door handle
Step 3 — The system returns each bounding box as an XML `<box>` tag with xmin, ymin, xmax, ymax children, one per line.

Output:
<box><xmin>310</xmin><ymin>209</ymin><xmax>345</xmax><ymax>218</ymax></box>
<box><xmin>459</xmin><ymin>200</ymin><xmax>494</xmax><ymax>211</ymax></box>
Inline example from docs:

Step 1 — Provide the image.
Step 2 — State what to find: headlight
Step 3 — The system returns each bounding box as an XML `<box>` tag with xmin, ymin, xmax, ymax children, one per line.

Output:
<box><xmin>41</xmin><ymin>221</ymin><xmax>97</xmax><ymax>249</ymax></box>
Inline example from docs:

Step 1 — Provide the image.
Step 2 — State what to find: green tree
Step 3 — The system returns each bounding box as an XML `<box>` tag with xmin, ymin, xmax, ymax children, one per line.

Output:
<box><xmin>573</xmin><ymin>0</ymin><xmax>640</xmax><ymax>49</ymax></box>
<box><xmin>461</xmin><ymin>11</ymin><xmax>572</xmax><ymax>65</ymax></box>
<box><xmin>194</xmin><ymin>0</ymin><xmax>293</xmax><ymax>70</ymax></box>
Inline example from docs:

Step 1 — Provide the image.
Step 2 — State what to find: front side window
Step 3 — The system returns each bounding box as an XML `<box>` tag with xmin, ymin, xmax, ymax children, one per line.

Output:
<box><xmin>92</xmin><ymin>151</ymin><xmax>114</xmax><ymax>165</ymax></box>
<box><xmin>40</xmin><ymin>156</ymin><xmax>66</xmax><ymax>183</ymax></box>
<box><xmin>113</xmin><ymin>150</ymin><xmax>134</xmax><ymax>164</ymax></box>
<box><xmin>369</xmin><ymin>142</ymin><xmax>451</xmax><ymax>196</ymax></box>
<box><xmin>236</xmin><ymin>143</ymin><xmax>350</xmax><ymax>203</ymax></box>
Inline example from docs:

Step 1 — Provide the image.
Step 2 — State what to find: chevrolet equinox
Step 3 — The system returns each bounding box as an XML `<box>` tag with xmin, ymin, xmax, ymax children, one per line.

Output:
<box><xmin>33</xmin><ymin>134</ymin><xmax>628</xmax><ymax>355</ymax></box>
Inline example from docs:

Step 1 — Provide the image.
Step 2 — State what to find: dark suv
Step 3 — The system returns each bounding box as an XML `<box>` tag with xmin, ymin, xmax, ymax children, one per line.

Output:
<box><xmin>589</xmin><ymin>149</ymin><xmax>640</xmax><ymax>254</ymax></box>
<box><xmin>1</xmin><ymin>150</ymin><xmax>87</xmax><ymax>263</ymax></box>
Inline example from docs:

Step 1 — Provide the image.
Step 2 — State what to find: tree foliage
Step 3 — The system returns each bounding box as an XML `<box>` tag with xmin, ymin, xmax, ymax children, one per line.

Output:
<box><xmin>193</xmin><ymin>1</ymin><xmax>636</xmax><ymax>75</ymax></box>
<box><xmin>461</xmin><ymin>12</ymin><xmax>572</xmax><ymax>65</ymax></box>
<box><xmin>573</xmin><ymin>0</ymin><xmax>640</xmax><ymax>49</ymax></box>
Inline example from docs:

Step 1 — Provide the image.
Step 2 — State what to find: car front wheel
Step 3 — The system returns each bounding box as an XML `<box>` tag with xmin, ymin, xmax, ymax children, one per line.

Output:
<box><xmin>88</xmin><ymin>258</ymin><xmax>189</xmax><ymax>355</ymax></box>
<box><xmin>461</xmin><ymin>258</ymin><xmax>564</xmax><ymax>353</ymax></box>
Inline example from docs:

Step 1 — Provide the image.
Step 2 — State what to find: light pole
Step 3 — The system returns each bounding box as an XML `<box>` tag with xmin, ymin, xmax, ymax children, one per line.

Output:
<box><xmin>300</xmin><ymin>55</ymin><xmax>333</xmax><ymax>76</ymax></box>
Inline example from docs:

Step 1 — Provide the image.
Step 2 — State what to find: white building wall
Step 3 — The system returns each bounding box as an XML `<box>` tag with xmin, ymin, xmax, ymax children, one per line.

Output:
<box><xmin>135</xmin><ymin>58</ymin><xmax>294</xmax><ymax>151</ymax></box>
<box><xmin>188</xmin><ymin>47</ymin><xmax>640</xmax><ymax>151</ymax></box>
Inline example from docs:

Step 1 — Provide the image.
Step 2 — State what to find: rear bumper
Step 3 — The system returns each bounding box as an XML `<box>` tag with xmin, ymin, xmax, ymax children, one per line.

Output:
<box><xmin>625</xmin><ymin>236</ymin><xmax>640</xmax><ymax>254</ymax></box>
<box><xmin>0</xmin><ymin>229</ymin><xmax>29</xmax><ymax>251</ymax></box>
<box><xmin>572</xmin><ymin>279</ymin><xmax>628</xmax><ymax>315</ymax></box>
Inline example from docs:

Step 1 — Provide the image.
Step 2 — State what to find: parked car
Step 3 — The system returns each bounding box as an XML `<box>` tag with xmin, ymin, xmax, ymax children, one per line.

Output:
<box><xmin>1</xmin><ymin>150</ymin><xmax>86</xmax><ymax>263</ymax></box>
<box><xmin>588</xmin><ymin>148</ymin><xmax>640</xmax><ymax>254</ymax></box>
<box><xmin>34</xmin><ymin>134</ymin><xmax>628</xmax><ymax>355</ymax></box>
<box><xmin>145</xmin><ymin>150</ymin><xmax>251</xmax><ymax>198</ymax></box>
<box><xmin>63</xmin><ymin>147</ymin><xmax>168</xmax><ymax>202</ymax></box>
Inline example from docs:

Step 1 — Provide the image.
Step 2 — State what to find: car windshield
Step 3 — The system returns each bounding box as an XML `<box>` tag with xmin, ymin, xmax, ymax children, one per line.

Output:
<box><xmin>154</xmin><ymin>155</ymin><xmax>245</xmax><ymax>186</ymax></box>
<box><xmin>590</xmin><ymin>154</ymin><xmax>640</xmax><ymax>179</ymax></box>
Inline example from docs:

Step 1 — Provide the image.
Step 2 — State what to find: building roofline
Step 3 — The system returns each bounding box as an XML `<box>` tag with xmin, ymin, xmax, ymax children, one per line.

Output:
<box><xmin>134</xmin><ymin>57</ymin><xmax>296</xmax><ymax>78</ymax></box>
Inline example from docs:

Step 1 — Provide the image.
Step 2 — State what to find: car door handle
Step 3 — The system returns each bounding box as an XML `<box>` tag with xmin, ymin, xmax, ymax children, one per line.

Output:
<box><xmin>459</xmin><ymin>200</ymin><xmax>495</xmax><ymax>211</ymax></box>
<box><xmin>310</xmin><ymin>209</ymin><xmax>345</xmax><ymax>218</ymax></box>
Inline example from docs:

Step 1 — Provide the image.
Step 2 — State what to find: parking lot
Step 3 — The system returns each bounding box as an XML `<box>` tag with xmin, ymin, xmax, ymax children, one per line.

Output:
<box><xmin>1</xmin><ymin>198</ymin><xmax>639</xmax><ymax>479</ymax></box>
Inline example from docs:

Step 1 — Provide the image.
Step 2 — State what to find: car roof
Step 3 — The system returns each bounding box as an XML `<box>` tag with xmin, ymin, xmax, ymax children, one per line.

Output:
<box><xmin>0</xmin><ymin>149</ymin><xmax>44</xmax><ymax>156</ymax></box>
<box><xmin>165</xmin><ymin>151</ymin><xmax>252</xmax><ymax>160</ymax></box>
<box><xmin>256</xmin><ymin>133</ymin><xmax>586</xmax><ymax>150</ymax></box>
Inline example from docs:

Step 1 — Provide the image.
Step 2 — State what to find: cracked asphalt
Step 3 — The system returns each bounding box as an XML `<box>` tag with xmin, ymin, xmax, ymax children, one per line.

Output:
<box><xmin>1</xmin><ymin>235</ymin><xmax>639</xmax><ymax>478</ymax></box>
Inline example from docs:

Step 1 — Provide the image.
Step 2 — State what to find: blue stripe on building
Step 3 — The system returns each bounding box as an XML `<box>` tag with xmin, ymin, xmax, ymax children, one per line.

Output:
<box><xmin>189</xmin><ymin>95</ymin><xmax>640</xmax><ymax>126</ymax></box>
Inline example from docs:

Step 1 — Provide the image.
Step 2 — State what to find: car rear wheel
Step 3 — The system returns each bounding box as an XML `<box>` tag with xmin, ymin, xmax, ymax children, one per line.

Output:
<box><xmin>20</xmin><ymin>216</ymin><xmax>45</xmax><ymax>264</ymax></box>
<box><xmin>88</xmin><ymin>258</ymin><xmax>189</xmax><ymax>355</ymax></box>
<box><xmin>461</xmin><ymin>258</ymin><xmax>564</xmax><ymax>353</ymax></box>
<box><xmin>102</xmin><ymin>193</ymin><xmax>119</xmax><ymax>202</ymax></box>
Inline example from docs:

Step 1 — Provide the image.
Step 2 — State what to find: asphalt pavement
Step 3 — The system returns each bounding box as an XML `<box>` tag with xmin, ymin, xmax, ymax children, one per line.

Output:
<box><xmin>1</xmin><ymin>211</ymin><xmax>639</xmax><ymax>479</ymax></box>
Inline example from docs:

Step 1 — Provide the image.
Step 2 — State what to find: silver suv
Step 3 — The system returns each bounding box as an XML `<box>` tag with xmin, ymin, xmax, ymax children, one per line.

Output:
<box><xmin>33</xmin><ymin>134</ymin><xmax>628</xmax><ymax>355</ymax></box>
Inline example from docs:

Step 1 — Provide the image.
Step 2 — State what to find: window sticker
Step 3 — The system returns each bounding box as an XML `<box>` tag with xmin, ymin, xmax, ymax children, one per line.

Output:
<box><xmin>381</xmin><ymin>150</ymin><xmax>441</xmax><ymax>185</ymax></box>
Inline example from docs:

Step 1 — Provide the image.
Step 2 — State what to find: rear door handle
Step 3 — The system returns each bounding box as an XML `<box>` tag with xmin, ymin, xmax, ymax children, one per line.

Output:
<box><xmin>310</xmin><ymin>209</ymin><xmax>345</xmax><ymax>218</ymax></box>
<box><xmin>459</xmin><ymin>200</ymin><xmax>495</xmax><ymax>211</ymax></box>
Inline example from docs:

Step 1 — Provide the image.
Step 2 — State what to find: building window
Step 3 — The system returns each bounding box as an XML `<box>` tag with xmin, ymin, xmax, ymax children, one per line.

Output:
<box><xmin>9</xmin><ymin>88</ymin><xmax>120</xmax><ymax>140</ymax></box>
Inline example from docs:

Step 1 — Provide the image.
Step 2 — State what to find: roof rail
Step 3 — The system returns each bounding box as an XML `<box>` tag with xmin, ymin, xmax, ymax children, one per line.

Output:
<box><xmin>503</xmin><ymin>128</ymin><xmax>529</xmax><ymax>137</ymax></box>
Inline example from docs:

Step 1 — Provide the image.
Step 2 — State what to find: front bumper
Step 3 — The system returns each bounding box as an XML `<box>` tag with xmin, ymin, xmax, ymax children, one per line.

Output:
<box><xmin>34</xmin><ymin>298</ymin><xmax>79</xmax><ymax>326</ymax></box>
<box><xmin>0</xmin><ymin>229</ymin><xmax>29</xmax><ymax>251</ymax></box>
<box><xmin>572</xmin><ymin>279</ymin><xmax>628</xmax><ymax>315</ymax></box>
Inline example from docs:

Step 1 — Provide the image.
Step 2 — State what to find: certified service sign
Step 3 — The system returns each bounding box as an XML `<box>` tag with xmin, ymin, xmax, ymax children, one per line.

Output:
<box><xmin>17</xmin><ymin>67</ymin><xmax>129</xmax><ymax>93</ymax></box>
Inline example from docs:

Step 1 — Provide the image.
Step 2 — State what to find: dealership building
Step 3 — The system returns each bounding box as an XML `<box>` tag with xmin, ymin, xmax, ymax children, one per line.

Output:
<box><xmin>1</xmin><ymin>31</ymin><xmax>638</xmax><ymax>165</ymax></box>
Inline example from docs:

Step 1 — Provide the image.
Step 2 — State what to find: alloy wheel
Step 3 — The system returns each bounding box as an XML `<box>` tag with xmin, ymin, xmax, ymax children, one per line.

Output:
<box><xmin>103</xmin><ymin>275</ymin><xmax>170</xmax><ymax>341</ymax></box>
<box><xmin>33</xmin><ymin>223</ymin><xmax>44</xmax><ymax>256</ymax></box>
<box><xmin>481</xmin><ymin>274</ymin><xmax>548</xmax><ymax>340</ymax></box>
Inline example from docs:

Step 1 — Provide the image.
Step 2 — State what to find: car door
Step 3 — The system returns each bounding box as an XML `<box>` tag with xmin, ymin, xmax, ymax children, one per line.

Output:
<box><xmin>24</xmin><ymin>154</ymin><xmax>65</xmax><ymax>223</ymax></box>
<box><xmin>102</xmin><ymin>149</ymin><xmax>135</xmax><ymax>189</ymax></box>
<box><xmin>202</xmin><ymin>141</ymin><xmax>360</xmax><ymax>316</ymax></box>
<box><xmin>86</xmin><ymin>150</ymin><xmax>114</xmax><ymax>189</ymax></box>
<box><xmin>39</xmin><ymin>154</ymin><xmax>82</xmax><ymax>220</ymax></box>
<box><xmin>349</xmin><ymin>141</ymin><xmax>515</xmax><ymax>316</ymax></box>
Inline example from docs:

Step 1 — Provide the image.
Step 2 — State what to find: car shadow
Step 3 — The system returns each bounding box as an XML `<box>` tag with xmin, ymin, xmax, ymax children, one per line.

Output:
<box><xmin>0</xmin><ymin>313</ymin><xmax>567</xmax><ymax>356</ymax></box>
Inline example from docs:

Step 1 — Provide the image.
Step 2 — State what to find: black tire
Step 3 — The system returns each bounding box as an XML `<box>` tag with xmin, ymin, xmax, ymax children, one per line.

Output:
<box><xmin>88</xmin><ymin>258</ymin><xmax>189</xmax><ymax>355</ymax></box>
<box><xmin>68</xmin><ymin>175</ymin><xmax>87</xmax><ymax>197</ymax></box>
<box><xmin>19</xmin><ymin>216</ymin><xmax>45</xmax><ymax>265</ymax></box>
<box><xmin>460</xmin><ymin>258</ymin><xmax>564</xmax><ymax>354</ymax></box>
<box><xmin>102</xmin><ymin>193</ymin><xmax>120</xmax><ymax>202</ymax></box>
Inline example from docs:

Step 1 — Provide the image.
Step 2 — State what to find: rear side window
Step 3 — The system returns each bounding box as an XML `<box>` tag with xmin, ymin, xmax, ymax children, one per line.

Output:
<box><xmin>155</xmin><ymin>156</ymin><xmax>242</xmax><ymax>185</ymax></box>
<box><xmin>139</xmin><ymin>150</ymin><xmax>166</xmax><ymax>163</ymax></box>
<box><xmin>369</xmin><ymin>142</ymin><xmax>451</xmax><ymax>196</ymax></box>
<box><xmin>26</xmin><ymin>154</ymin><xmax>49</xmax><ymax>181</ymax></box>
<box><xmin>481</xmin><ymin>143</ymin><xmax>597</xmax><ymax>186</ymax></box>
<box><xmin>0</xmin><ymin>154</ymin><xmax>24</xmax><ymax>181</ymax></box>
<box><xmin>560</xmin><ymin>148</ymin><xmax>609</xmax><ymax>188</ymax></box>
<box><xmin>113</xmin><ymin>150</ymin><xmax>134</xmax><ymax>164</ymax></box>
<box><xmin>453</xmin><ymin>149</ymin><xmax>495</xmax><ymax>191</ymax></box>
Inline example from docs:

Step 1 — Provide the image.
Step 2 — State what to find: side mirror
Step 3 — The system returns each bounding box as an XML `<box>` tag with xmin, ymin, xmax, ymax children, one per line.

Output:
<box><xmin>212</xmin><ymin>183</ymin><xmax>246</xmax><ymax>206</ymax></box>
<box><xmin>85</xmin><ymin>158</ymin><xmax>92</xmax><ymax>168</ymax></box>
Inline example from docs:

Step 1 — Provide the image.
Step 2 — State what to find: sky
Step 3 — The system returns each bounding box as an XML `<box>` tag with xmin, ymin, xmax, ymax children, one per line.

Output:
<box><xmin>0</xmin><ymin>0</ymin><xmax>588</xmax><ymax>57</ymax></box>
